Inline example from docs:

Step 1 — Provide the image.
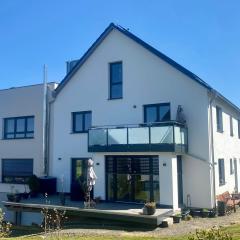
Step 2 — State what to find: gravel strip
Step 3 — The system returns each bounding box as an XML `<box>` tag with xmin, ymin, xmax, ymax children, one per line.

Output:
<box><xmin>60</xmin><ymin>209</ymin><xmax>240</xmax><ymax>238</ymax></box>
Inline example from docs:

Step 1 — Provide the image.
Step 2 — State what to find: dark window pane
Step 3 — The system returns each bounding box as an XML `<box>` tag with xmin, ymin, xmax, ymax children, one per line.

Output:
<box><xmin>2</xmin><ymin>159</ymin><xmax>33</xmax><ymax>183</ymax></box>
<box><xmin>218</xmin><ymin>159</ymin><xmax>225</xmax><ymax>185</ymax></box>
<box><xmin>6</xmin><ymin>119</ymin><xmax>14</xmax><ymax>133</ymax></box>
<box><xmin>110</xmin><ymin>63</ymin><xmax>122</xmax><ymax>84</ymax></box>
<box><xmin>84</xmin><ymin>113</ymin><xmax>92</xmax><ymax>131</ymax></box>
<box><xmin>145</xmin><ymin>106</ymin><xmax>157</xmax><ymax>123</ymax></box>
<box><xmin>27</xmin><ymin>117</ymin><xmax>34</xmax><ymax>132</ymax></box>
<box><xmin>110</xmin><ymin>62</ymin><xmax>123</xmax><ymax>99</ymax></box>
<box><xmin>230</xmin><ymin>116</ymin><xmax>233</xmax><ymax>136</ymax></box>
<box><xmin>26</xmin><ymin>132</ymin><xmax>34</xmax><ymax>138</ymax></box>
<box><xmin>16</xmin><ymin>118</ymin><xmax>25</xmax><ymax>132</ymax></box>
<box><xmin>111</xmin><ymin>84</ymin><xmax>122</xmax><ymax>99</ymax></box>
<box><xmin>16</xmin><ymin>133</ymin><xmax>25</xmax><ymax>138</ymax></box>
<box><xmin>6</xmin><ymin>133</ymin><xmax>14</xmax><ymax>139</ymax></box>
<box><xmin>238</xmin><ymin>120</ymin><xmax>240</xmax><ymax>139</ymax></box>
<box><xmin>4</xmin><ymin>116</ymin><xmax>34</xmax><ymax>140</ymax></box>
<box><xmin>216</xmin><ymin>106</ymin><xmax>223</xmax><ymax>132</ymax></box>
<box><xmin>159</xmin><ymin>105</ymin><xmax>170</xmax><ymax>121</ymax></box>
<box><xmin>74</xmin><ymin>114</ymin><xmax>83</xmax><ymax>132</ymax></box>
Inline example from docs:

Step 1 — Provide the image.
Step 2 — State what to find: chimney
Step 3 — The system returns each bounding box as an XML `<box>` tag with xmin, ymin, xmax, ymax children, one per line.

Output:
<box><xmin>66</xmin><ymin>59</ymin><xmax>79</xmax><ymax>74</ymax></box>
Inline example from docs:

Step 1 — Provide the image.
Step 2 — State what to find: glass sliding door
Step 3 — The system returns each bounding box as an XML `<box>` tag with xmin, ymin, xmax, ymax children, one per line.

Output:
<box><xmin>106</xmin><ymin>156</ymin><xmax>159</xmax><ymax>203</ymax></box>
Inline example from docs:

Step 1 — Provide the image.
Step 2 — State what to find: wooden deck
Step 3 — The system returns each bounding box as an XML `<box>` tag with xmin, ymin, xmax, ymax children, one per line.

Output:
<box><xmin>3</xmin><ymin>200</ymin><xmax>173</xmax><ymax>226</ymax></box>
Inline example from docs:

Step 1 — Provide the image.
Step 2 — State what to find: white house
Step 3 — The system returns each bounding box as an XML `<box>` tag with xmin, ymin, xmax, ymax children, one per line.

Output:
<box><xmin>49</xmin><ymin>23</ymin><xmax>240</xmax><ymax>210</ymax></box>
<box><xmin>1</xmin><ymin>24</ymin><xmax>239</xmax><ymax>212</ymax></box>
<box><xmin>0</xmin><ymin>83</ymin><xmax>57</xmax><ymax>193</ymax></box>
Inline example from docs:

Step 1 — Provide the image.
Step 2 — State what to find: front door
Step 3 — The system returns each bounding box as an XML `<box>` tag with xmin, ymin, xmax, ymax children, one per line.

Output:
<box><xmin>234</xmin><ymin>159</ymin><xmax>238</xmax><ymax>193</ymax></box>
<box><xmin>72</xmin><ymin>158</ymin><xmax>88</xmax><ymax>184</ymax></box>
<box><xmin>106</xmin><ymin>156</ymin><xmax>159</xmax><ymax>203</ymax></box>
<box><xmin>71</xmin><ymin>158</ymin><xmax>90</xmax><ymax>201</ymax></box>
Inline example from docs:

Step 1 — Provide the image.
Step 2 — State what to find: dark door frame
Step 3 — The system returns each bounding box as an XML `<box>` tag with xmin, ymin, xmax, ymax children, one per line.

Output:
<box><xmin>177</xmin><ymin>155</ymin><xmax>183</xmax><ymax>207</ymax></box>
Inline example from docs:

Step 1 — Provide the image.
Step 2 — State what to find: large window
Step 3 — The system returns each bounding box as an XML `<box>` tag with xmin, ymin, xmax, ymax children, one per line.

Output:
<box><xmin>106</xmin><ymin>156</ymin><xmax>159</xmax><ymax>203</ymax></box>
<box><xmin>72</xmin><ymin>111</ymin><xmax>92</xmax><ymax>133</ymax></box>
<box><xmin>218</xmin><ymin>159</ymin><xmax>225</xmax><ymax>186</ymax></box>
<box><xmin>109</xmin><ymin>62</ymin><xmax>123</xmax><ymax>99</ymax></box>
<box><xmin>144</xmin><ymin>103</ymin><xmax>170</xmax><ymax>123</ymax></box>
<box><xmin>216</xmin><ymin>106</ymin><xmax>223</xmax><ymax>132</ymax></box>
<box><xmin>2</xmin><ymin>159</ymin><xmax>33</xmax><ymax>183</ymax></box>
<box><xmin>4</xmin><ymin>116</ymin><xmax>34</xmax><ymax>139</ymax></box>
<box><xmin>230</xmin><ymin>116</ymin><xmax>234</xmax><ymax>137</ymax></box>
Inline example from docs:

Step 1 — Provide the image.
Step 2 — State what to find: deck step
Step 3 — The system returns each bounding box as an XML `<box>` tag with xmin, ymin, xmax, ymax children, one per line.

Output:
<box><xmin>160</xmin><ymin>217</ymin><xmax>173</xmax><ymax>228</ymax></box>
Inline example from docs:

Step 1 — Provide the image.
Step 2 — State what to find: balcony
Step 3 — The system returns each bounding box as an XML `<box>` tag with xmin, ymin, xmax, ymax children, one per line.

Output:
<box><xmin>88</xmin><ymin>121</ymin><xmax>188</xmax><ymax>153</ymax></box>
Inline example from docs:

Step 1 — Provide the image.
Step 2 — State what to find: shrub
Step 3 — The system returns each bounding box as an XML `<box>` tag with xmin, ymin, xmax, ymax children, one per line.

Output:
<box><xmin>185</xmin><ymin>215</ymin><xmax>193</xmax><ymax>221</ymax></box>
<box><xmin>27</xmin><ymin>175</ymin><xmax>40</xmax><ymax>193</ymax></box>
<box><xmin>0</xmin><ymin>208</ymin><xmax>12</xmax><ymax>238</ymax></box>
<box><xmin>188</xmin><ymin>227</ymin><xmax>232</xmax><ymax>240</ymax></box>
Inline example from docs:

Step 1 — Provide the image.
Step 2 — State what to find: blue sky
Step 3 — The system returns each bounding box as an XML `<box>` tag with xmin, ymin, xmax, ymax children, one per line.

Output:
<box><xmin>0</xmin><ymin>0</ymin><xmax>239</xmax><ymax>107</ymax></box>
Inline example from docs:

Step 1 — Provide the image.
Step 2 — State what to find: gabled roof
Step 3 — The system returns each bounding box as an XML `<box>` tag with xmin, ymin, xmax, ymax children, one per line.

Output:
<box><xmin>55</xmin><ymin>23</ymin><xmax>240</xmax><ymax>113</ymax></box>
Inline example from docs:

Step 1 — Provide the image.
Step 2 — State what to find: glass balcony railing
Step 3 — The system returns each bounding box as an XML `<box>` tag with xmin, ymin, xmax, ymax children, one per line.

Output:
<box><xmin>88</xmin><ymin>121</ymin><xmax>188</xmax><ymax>153</ymax></box>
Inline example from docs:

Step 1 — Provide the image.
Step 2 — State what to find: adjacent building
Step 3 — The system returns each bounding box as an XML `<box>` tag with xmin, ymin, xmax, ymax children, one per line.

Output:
<box><xmin>0</xmin><ymin>83</ymin><xmax>57</xmax><ymax>193</ymax></box>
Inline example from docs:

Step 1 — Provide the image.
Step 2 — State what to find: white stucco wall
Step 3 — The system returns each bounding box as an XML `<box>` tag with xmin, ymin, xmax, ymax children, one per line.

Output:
<box><xmin>0</xmin><ymin>83</ymin><xmax>56</xmax><ymax>192</ymax></box>
<box><xmin>50</xmin><ymin>28</ymin><xmax>212</xmax><ymax>207</ymax></box>
<box><xmin>212</xmin><ymin>98</ymin><xmax>240</xmax><ymax>195</ymax></box>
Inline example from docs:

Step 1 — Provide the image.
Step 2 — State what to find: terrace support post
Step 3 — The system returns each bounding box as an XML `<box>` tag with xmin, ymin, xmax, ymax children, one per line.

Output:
<box><xmin>15</xmin><ymin>211</ymin><xmax>22</xmax><ymax>226</ymax></box>
<box><xmin>159</xmin><ymin>154</ymin><xmax>179</xmax><ymax>211</ymax></box>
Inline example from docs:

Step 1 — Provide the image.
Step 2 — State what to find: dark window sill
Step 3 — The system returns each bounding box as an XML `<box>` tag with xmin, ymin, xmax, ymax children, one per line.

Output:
<box><xmin>108</xmin><ymin>97</ymin><xmax>123</xmax><ymax>101</ymax></box>
<box><xmin>217</xmin><ymin>129</ymin><xmax>223</xmax><ymax>133</ymax></box>
<box><xmin>71</xmin><ymin>131</ymin><xmax>88</xmax><ymax>134</ymax></box>
<box><xmin>219</xmin><ymin>182</ymin><xmax>226</xmax><ymax>186</ymax></box>
<box><xmin>2</xmin><ymin>137</ymin><xmax>34</xmax><ymax>140</ymax></box>
<box><xmin>2</xmin><ymin>181</ymin><xmax>26</xmax><ymax>185</ymax></box>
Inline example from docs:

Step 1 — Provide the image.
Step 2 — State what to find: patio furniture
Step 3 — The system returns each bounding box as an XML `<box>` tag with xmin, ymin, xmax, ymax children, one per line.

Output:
<box><xmin>39</xmin><ymin>176</ymin><xmax>57</xmax><ymax>195</ymax></box>
<box><xmin>216</xmin><ymin>191</ymin><xmax>240</xmax><ymax>213</ymax></box>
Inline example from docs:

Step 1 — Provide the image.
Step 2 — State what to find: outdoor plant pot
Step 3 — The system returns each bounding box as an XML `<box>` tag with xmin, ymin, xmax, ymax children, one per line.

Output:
<box><xmin>143</xmin><ymin>202</ymin><xmax>156</xmax><ymax>215</ymax></box>
<box><xmin>217</xmin><ymin>201</ymin><xmax>226</xmax><ymax>216</ymax></box>
<box><xmin>60</xmin><ymin>193</ymin><xmax>66</xmax><ymax>206</ymax></box>
<box><xmin>21</xmin><ymin>192</ymin><xmax>29</xmax><ymax>199</ymax></box>
<box><xmin>190</xmin><ymin>209</ymin><xmax>202</xmax><ymax>218</ymax></box>
<box><xmin>172</xmin><ymin>215</ymin><xmax>182</xmax><ymax>223</ymax></box>
<box><xmin>201</xmin><ymin>210</ymin><xmax>210</xmax><ymax>218</ymax></box>
<box><xmin>7</xmin><ymin>193</ymin><xmax>21</xmax><ymax>202</ymax></box>
<box><xmin>181</xmin><ymin>209</ymin><xmax>190</xmax><ymax>220</ymax></box>
<box><xmin>209</xmin><ymin>209</ymin><xmax>217</xmax><ymax>218</ymax></box>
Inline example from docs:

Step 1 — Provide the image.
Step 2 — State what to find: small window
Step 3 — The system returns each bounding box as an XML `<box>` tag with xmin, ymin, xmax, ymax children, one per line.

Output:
<box><xmin>2</xmin><ymin>159</ymin><xmax>33</xmax><ymax>183</ymax></box>
<box><xmin>216</xmin><ymin>106</ymin><xmax>223</xmax><ymax>132</ymax></box>
<box><xmin>109</xmin><ymin>62</ymin><xmax>122</xmax><ymax>99</ymax></box>
<box><xmin>230</xmin><ymin>116</ymin><xmax>233</xmax><ymax>137</ymax></box>
<box><xmin>230</xmin><ymin>159</ymin><xmax>234</xmax><ymax>175</ymax></box>
<box><xmin>218</xmin><ymin>159</ymin><xmax>225</xmax><ymax>186</ymax></box>
<box><xmin>144</xmin><ymin>103</ymin><xmax>170</xmax><ymax>123</ymax></box>
<box><xmin>238</xmin><ymin>120</ymin><xmax>240</xmax><ymax>139</ymax></box>
<box><xmin>4</xmin><ymin>116</ymin><xmax>34</xmax><ymax>139</ymax></box>
<box><xmin>72</xmin><ymin>111</ymin><xmax>92</xmax><ymax>133</ymax></box>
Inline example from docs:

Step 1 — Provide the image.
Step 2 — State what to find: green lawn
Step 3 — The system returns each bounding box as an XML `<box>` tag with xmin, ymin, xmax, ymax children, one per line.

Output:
<box><xmin>4</xmin><ymin>224</ymin><xmax>240</xmax><ymax>239</ymax></box>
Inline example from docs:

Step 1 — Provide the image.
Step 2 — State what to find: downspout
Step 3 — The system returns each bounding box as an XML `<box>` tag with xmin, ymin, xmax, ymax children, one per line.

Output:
<box><xmin>45</xmin><ymin>94</ymin><xmax>55</xmax><ymax>176</ymax></box>
<box><xmin>42</xmin><ymin>65</ymin><xmax>48</xmax><ymax>176</ymax></box>
<box><xmin>209</xmin><ymin>89</ymin><xmax>217</xmax><ymax>209</ymax></box>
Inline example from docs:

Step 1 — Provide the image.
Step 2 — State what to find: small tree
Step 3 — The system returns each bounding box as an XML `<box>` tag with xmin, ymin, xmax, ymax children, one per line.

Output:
<box><xmin>0</xmin><ymin>208</ymin><xmax>12</xmax><ymax>238</ymax></box>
